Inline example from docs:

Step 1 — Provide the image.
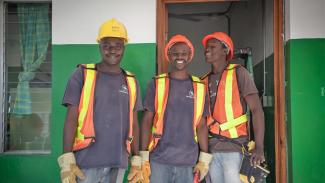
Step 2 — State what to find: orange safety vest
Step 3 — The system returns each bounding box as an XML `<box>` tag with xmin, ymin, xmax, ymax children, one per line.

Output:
<box><xmin>73</xmin><ymin>64</ymin><xmax>137</xmax><ymax>154</ymax></box>
<box><xmin>201</xmin><ymin>64</ymin><xmax>248</xmax><ymax>138</ymax></box>
<box><xmin>148</xmin><ymin>73</ymin><xmax>206</xmax><ymax>151</ymax></box>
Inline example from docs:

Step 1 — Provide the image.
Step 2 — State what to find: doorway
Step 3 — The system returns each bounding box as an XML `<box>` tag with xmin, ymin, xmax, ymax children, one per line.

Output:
<box><xmin>156</xmin><ymin>0</ymin><xmax>286</xmax><ymax>182</ymax></box>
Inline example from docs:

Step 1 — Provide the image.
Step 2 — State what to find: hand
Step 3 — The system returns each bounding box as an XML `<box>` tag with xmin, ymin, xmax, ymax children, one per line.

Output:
<box><xmin>58</xmin><ymin>152</ymin><xmax>85</xmax><ymax>183</ymax></box>
<box><xmin>128</xmin><ymin>166</ymin><xmax>143</xmax><ymax>183</ymax></box>
<box><xmin>250</xmin><ymin>146</ymin><xmax>265</xmax><ymax>167</ymax></box>
<box><xmin>141</xmin><ymin>161</ymin><xmax>150</xmax><ymax>183</ymax></box>
<box><xmin>193</xmin><ymin>152</ymin><xmax>213</xmax><ymax>181</ymax></box>
<box><xmin>127</xmin><ymin>155</ymin><xmax>143</xmax><ymax>183</ymax></box>
<box><xmin>194</xmin><ymin>162</ymin><xmax>207</xmax><ymax>182</ymax></box>
<box><xmin>140</xmin><ymin>151</ymin><xmax>150</xmax><ymax>183</ymax></box>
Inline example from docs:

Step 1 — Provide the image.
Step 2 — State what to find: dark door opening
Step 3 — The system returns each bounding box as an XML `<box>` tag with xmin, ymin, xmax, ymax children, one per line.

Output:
<box><xmin>157</xmin><ymin>0</ymin><xmax>286</xmax><ymax>182</ymax></box>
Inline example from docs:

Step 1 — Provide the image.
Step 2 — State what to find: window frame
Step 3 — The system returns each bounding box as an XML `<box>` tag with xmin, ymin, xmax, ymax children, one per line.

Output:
<box><xmin>0</xmin><ymin>1</ymin><xmax>4</xmax><ymax>153</ymax></box>
<box><xmin>0</xmin><ymin>0</ymin><xmax>52</xmax><ymax>154</ymax></box>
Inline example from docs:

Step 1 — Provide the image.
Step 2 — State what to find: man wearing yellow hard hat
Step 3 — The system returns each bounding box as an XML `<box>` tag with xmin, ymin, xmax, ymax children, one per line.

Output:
<box><xmin>58</xmin><ymin>18</ymin><xmax>143</xmax><ymax>183</ymax></box>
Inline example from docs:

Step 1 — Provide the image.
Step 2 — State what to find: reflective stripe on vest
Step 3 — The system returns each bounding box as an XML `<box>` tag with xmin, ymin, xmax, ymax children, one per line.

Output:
<box><xmin>202</xmin><ymin>64</ymin><xmax>248</xmax><ymax>138</ymax></box>
<box><xmin>73</xmin><ymin>64</ymin><xmax>96</xmax><ymax>151</ymax></box>
<box><xmin>125</xmin><ymin>71</ymin><xmax>137</xmax><ymax>154</ymax></box>
<box><xmin>73</xmin><ymin>64</ymin><xmax>137</xmax><ymax>154</ymax></box>
<box><xmin>148</xmin><ymin>74</ymin><xmax>206</xmax><ymax>151</ymax></box>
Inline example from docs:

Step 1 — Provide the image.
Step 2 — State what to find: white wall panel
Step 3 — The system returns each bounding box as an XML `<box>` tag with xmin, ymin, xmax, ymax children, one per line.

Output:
<box><xmin>286</xmin><ymin>0</ymin><xmax>325</xmax><ymax>40</ymax></box>
<box><xmin>53</xmin><ymin>0</ymin><xmax>156</xmax><ymax>44</ymax></box>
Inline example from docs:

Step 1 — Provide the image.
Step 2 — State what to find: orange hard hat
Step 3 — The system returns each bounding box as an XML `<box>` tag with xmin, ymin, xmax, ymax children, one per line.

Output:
<box><xmin>164</xmin><ymin>34</ymin><xmax>194</xmax><ymax>62</ymax></box>
<box><xmin>202</xmin><ymin>32</ymin><xmax>234</xmax><ymax>61</ymax></box>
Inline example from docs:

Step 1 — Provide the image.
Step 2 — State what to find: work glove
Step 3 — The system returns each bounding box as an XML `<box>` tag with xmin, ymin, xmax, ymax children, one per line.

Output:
<box><xmin>193</xmin><ymin>152</ymin><xmax>213</xmax><ymax>181</ymax></box>
<box><xmin>140</xmin><ymin>151</ymin><xmax>150</xmax><ymax>183</ymax></box>
<box><xmin>127</xmin><ymin>155</ymin><xmax>143</xmax><ymax>183</ymax></box>
<box><xmin>57</xmin><ymin>152</ymin><xmax>85</xmax><ymax>183</ymax></box>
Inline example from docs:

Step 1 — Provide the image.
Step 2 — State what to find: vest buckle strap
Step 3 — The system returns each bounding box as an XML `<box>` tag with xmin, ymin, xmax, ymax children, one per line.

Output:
<box><xmin>127</xmin><ymin>136</ymin><xmax>134</xmax><ymax>143</ymax></box>
<box><xmin>84</xmin><ymin>136</ymin><xmax>95</xmax><ymax>140</ymax></box>
<box><xmin>208</xmin><ymin>118</ymin><xmax>221</xmax><ymax>129</ymax></box>
<box><xmin>153</xmin><ymin>133</ymin><xmax>162</xmax><ymax>138</ymax></box>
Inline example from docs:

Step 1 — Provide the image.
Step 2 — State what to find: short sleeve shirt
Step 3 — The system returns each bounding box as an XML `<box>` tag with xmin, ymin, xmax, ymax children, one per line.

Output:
<box><xmin>62</xmin><ymin>66</ymin><xmax>143</xmax><ymax>169</ymax></box>
<box><xmin>207</xmin><ymin>65</ymin><xmax>258</xmax><ymax>152</ymax></box>
<box><xmin>144</xmin><ymin>76</ymin><xmax>209</xmax><ymax>167</ymax></box>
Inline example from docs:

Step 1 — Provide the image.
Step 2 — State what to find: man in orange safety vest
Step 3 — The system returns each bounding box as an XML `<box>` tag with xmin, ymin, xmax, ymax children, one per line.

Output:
<box><xmin>140</xmin><ymin>35</ymin><xmax>213</xmax><ymax>183</ymax></box>
<box><xmin>201</xmin><ymin>32</ymin><xmax>265</xmax><ymax>183</ymax></box>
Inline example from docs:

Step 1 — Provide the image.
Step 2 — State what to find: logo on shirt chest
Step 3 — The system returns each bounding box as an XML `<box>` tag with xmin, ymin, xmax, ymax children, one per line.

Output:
<box><xmin>119</xmin><ymin>84</ymin><xmax>128</xmax><ymax>94</ymax></box>
<box><xmin>209</xmin><ymin>80</ymin><xmax>219</xmax><ymax>98</ymax></box>
<box><xmin>186</xmin><ymin>90</ymin><xmax>194</xmax><ymax>99</ymax></box>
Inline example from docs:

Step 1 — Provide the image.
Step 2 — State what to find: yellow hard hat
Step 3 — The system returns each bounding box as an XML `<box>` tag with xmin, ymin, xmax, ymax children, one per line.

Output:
<box><xmin>97</xmin><ymin>18</ymin><xmax>128</xmax><ymax>43</ymax></box>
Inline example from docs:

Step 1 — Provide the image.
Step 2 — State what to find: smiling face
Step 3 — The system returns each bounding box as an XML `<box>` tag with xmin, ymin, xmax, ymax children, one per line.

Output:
<box><xmin>99</xmin><ymin>37</ymin><xmax>125</xmax><ymax>66</ymax></box>
<box><xmin>204</xmin><ymin>38</ymin><xmax>228</xmax><ymax>64</ymax></box>
<box><xmin>168</xmin><ymin>42</ymin><xmax>192</xmax><ymax>71</ymax></box>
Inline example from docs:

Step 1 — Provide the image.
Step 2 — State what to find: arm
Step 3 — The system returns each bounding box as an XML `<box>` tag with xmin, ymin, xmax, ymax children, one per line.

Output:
<box><xmin>59</xmin><ymin>105</ymin><xmax>85</xmax><ymax>181</ymax></box>
<box><xmin>58</xmin><ymin>68</ymin><xmax>85</xmax><ymax>182</ymax></box>
<box><xmin>128</xmin><ymin>112</ymin><xmax>144</xmax><ymax>183</ymax></box>
<box><xmin>130</xmin><ymin>80</ymin><xmax>154</xmax><ymax>183</ymax></box>
<box><xmin>131</xmin><ymin>112</ymin><xmax>140</xmax><ymax>155</ymax></box>
<box><xmin>196</xmin><ymin>117</ymin><xmax>208</xmax><ymax>153</ymax></box>
<box><xmin>195</xmin><ymin>117</ymin><xmax>212</xmax><ymax>181</ymax></box>
<box><xmin>63</xmin><ymin>105</ymin><xmax>79</xmax><ymax>153</ymax></box>
<box><xmin>127</xmin><ymin>79</ymin><xmax>145</xmax><ymax>183</ymax></box>
<box><xmin>133</xmin><ymin>80</ymin><xmax>155</xmax><ymax>183</ymax></box>
<box><xmin>140</xmin><ymin>110</ymin><xmax>154</xmax><ymax>150</ymax></box>
<box><xmin>244</xmin><ymin>93</ymin><xmax>265</xmax><ymax>165</ymax></box>
<box><xmin>62</xmin><ymin>68</ymin><xmax>84</xmax><ymax>153</ymax></box>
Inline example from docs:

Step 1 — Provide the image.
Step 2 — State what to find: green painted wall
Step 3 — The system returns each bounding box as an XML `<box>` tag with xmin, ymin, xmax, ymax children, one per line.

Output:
<box><xmin>0</xmin><ymin>43</ymin><xmax>156</xmax><ymax>183</ymax></box>
<box><xmin>286</xmin><ymin>39</ymin><xmax>325</xmax><ymax>183</ymax></box>
<box><xmin>2</xmin><ymin>39</ymin><xmax>324</xmax><ymax>183</ymax></box>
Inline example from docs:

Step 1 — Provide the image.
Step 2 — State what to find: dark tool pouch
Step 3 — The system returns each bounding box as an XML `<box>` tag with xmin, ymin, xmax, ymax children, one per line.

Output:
<box><xmin>239</xmin><ymin>151</ymin><xmax>270</xmax><ymax>183</ymax></box>
<box><xmin>209</xmin><ymin>133</ymin><xmax>270</xmax><ymax>183</ymax></box>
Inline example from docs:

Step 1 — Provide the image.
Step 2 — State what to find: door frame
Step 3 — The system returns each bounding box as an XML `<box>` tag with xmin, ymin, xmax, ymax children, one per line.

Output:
<box><xmin>156</xmin><ymin>0</ymin><xmax>287</xmax><ymax>183</ymax></box>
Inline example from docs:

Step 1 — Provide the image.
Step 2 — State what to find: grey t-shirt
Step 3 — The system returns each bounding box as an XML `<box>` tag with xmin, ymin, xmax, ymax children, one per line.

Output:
<box><xmin>207</xmin><ymin>65</ymin><xmax>258</xmax><ymax>152</ymax></box>
<box><xmin>144</xmin><ymin>76</ymin><xmax>209</xmax><ymax>167</ymax></box>
<box><xmin>62</xmin><ymin>66</ymin><xmax>143</xmax><ymax>169</ymax></box>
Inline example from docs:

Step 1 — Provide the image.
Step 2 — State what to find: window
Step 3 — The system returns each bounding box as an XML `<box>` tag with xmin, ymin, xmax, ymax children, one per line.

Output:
<box><xmin>1</xmin><ymin>2</ymin><xmax>52</xmax><ymax>154</ymax></box>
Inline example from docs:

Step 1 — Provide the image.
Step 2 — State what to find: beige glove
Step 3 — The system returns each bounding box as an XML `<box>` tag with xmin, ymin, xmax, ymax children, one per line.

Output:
<box><xmin>140</xmin><ymin>151</ymin><xmax>151</xmax><ymax>183</ymax></box>
<box><xmin>194</xmin><ymin>152</ymin><xmax>213</xmax><ymax>181</ymax></box>
<box><xmin>127</xmin><ymin>155</ymin><xmax>143</xmax><ymax>183</ymax></box>
<box><xmin>57</xmin><ymin>152</ymin><xmax>85</xmax><ymax>183</ymax></box>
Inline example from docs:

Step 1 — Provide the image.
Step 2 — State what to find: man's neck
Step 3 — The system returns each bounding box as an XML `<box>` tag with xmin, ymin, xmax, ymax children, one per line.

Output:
<box><xmin>170</xmin><ymin>70</ymin><xmax>189</xmax><ymax>80</ymax></box>
<box><xmin>212</xmin><ymin>60</ymin><xmax>228</xmax><ymax>74</ymax></box>
<box><xmin>98</xmin><ymin>62</ymin><xmax>122</xmax><ymax>74</ymax></box>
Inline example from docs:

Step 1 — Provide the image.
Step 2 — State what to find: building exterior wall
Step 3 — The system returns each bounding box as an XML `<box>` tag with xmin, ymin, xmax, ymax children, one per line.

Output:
<box><xmin>285</xmin><ymin>0</ymin><xmax>325</xmax><ymax>182</ymax></box>
<box><xmin>0</xmin><ymin>1</ymin><xmax>156</xmax><ymax>182</ymax></box>
<box><xmin>0</xmin><ymin>0</ymin><xmax>324</xmax><ymax>182</ymax></box>
<box><xmin>286</xmin><ymin>38</ymin><xmax>325</xmax><ymax>183</ymax></box>
<box><xmin>52</xmin><ymin>0</ymin><xmax>156</xmax><ymax>44</ymax></box>
<box><xmin>285</xmin><ymin>0</ymin><xmax>325</xmax><ymax>41</ymax></box>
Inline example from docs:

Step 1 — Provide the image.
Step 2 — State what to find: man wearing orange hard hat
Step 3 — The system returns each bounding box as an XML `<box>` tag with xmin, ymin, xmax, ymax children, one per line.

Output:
<box><xmin>140</xmin><ymin>34</ymin><xmax>212</xmax><ymax>183</ymax></box>
<box><xmin>201</xmin><ymin>32</ymin><xmax>265</xmax><ymax>183</ymax></box>
<box><xmin>58</xmin><ymin>18</ymin><xmax>143</xmax><ymax>183</ymax></box>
